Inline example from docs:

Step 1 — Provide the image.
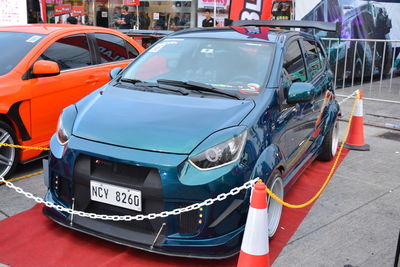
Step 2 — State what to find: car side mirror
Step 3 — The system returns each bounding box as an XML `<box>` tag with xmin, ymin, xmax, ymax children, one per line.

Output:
<box><xmin>32</xmin><ymin>60</ymin><xmax>60</xmax><ymax>77</ymax></box>
<box><xmin>110</xmin><ymin>67</ymin><xmax>123</xmax><ymax>80</ymax></box>
<box><xmin>287</xmin><ymin>82</ymin><xmax>316</xmax><ymax>104</ymax></box>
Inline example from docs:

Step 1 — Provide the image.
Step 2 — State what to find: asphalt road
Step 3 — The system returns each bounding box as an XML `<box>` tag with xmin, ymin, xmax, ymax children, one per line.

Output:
<box><xmin>1</xmin><ymin>89</ymin><xmax>399</xmax><ymax>266</ymax></box>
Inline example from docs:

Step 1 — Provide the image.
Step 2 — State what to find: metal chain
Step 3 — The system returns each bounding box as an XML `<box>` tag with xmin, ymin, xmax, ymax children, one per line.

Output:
<box><xmin>0</xmin><ymin>175</ymin><xmax>259</xmax><ymax>221</ymax></box>
<box><xmin>0</xmin><ymin>142</ymin><xmax>50</xmax><ymax>151</ymax></box>
<box><xmin>338</xmin><ymin>90</ymin><xmax>358</xmax><ymax>105</ymax></box>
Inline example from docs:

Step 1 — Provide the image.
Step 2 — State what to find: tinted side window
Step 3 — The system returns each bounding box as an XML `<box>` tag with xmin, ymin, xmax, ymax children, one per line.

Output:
<box><xmin>283</xmin><ymin>41</ymin><xmax>307</xmax><ymax>84</ymax></box>
<box><xmin>95</xmin><ymin>33</ymin><xmax>129</xmax><ymax>63</ymax></box>
<box><xmin>40</xmin><ymin>34</ymin><xmax>91</xmax><ymax>70</ymax></box>
<box><xmin>316</xmin><ymin>42</ymin><xmax>326</xmax><ymax>64</ymax></box>
<box><xmin>126</xmin><ymin>41</ymin><xmax>139</xmax><ymax>59</ymax></box>
<box><xmin>303</xmin><ymin>40</ymin><xmax>323</xmax><ymax>79</ymax></box>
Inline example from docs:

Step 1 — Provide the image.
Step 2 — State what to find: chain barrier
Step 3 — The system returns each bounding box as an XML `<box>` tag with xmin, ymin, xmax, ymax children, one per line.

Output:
<box><xmin>265</xmin><ymin>90</ymin><xmax>359</xmax><ymax>208</ymax></box>
<box><xmin>0</xmin><ymin>143</ymin><xmax>50</xmax><ymax>151</ymax></box>
<box><xmin>338</xmin><ymin>90</ymin><xmax>358</xmax><ymax>105</ymax></box>
<box><xmin>0</xmin><ymin>173</ymin><xmax>259</xmax><ymax>221</ymax></box>
<box><xmin>0</xmin><ymin>171</ymin><xmax>44</xmax><ymax>185</ymax></box>
<box><xmin>0</xmin><ymin>90</ymin><xmax>359</xmax><ymax>219</ymax></box>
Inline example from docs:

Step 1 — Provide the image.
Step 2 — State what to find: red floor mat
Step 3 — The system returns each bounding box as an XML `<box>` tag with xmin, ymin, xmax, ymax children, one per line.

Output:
<box><xmin>0</xmin><ymin>150</ymin><xmax>348</xmax><ymax>267</ymax></box>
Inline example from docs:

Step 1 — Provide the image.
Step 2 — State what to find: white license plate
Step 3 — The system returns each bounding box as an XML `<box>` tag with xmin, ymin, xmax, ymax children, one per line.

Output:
<box><xmin>90</xmin><ymin>181</ymin><xmax>142</xmax><ymax>212</ymax></box>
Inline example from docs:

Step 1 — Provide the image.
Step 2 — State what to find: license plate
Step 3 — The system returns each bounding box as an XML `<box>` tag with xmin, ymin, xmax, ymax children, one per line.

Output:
<box><xmin>90</xmin><ymin>181</ymin><xmax>142</xmax><ymax>212</ymax></box>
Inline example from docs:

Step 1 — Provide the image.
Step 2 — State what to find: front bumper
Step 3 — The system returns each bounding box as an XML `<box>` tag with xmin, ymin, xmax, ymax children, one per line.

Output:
<box><xmin>43</xmin><ymin>135</ymin><xmax>252</xmax><ymax>258</ymax></box>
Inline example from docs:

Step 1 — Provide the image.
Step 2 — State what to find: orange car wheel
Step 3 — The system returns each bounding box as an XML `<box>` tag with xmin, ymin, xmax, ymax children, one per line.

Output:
<box><xmin>0</xmin><ymin>121</ymin><xmax>18</xmax><ymax>179</ymax></box>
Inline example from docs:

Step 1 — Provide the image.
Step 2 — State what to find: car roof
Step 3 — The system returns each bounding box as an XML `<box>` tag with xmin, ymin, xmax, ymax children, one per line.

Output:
<box><xmin>169</xmin><ymin>26</ymin><xmax>306</xmax><ymax>44</ymax></box>
<box><xmin>0</xmin><ymin>24</ymin><xmax>120</xmax><ymax>35</ymax></box>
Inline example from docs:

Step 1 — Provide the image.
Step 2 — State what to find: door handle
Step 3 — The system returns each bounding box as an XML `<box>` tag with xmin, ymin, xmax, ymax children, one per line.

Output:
<box><xmin>86</xmin><ymin>78</ymin><xmax>100</xmax><ymax>83</ymax></box>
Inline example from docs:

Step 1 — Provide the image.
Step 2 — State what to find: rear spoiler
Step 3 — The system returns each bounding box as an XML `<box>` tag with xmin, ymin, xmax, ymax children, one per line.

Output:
<box><xmin>230</xmin><ymin>20</ymin><xmax>341</xmax><ymax>36</ymax></box>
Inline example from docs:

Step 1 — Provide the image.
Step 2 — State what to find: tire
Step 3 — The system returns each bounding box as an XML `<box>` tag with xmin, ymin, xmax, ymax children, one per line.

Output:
<box><xmin>317</xmin><ymin>119</ymin><xmax>339</xmax><ymax>162</ymax></box>
<box><xmin>266</xmin><ymin>170</ymin><xmax>284</xmax><ymax>238</ymax></box>
<box><xmin>0</xmin><ymin>121</ymin><xmax>18</xmax><ymax>179</ymax></box>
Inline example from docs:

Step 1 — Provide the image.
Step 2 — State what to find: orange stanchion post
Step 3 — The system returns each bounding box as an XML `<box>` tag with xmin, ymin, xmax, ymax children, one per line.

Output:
<box><xmin>344</xmin><ymin>90</ymin><xmax>370</xmax><ymax>151</ymax></box>
<box><xmin>237</xmin><ymin>181</ymin><xmax>270</xmax><ymax>267</ymax></box>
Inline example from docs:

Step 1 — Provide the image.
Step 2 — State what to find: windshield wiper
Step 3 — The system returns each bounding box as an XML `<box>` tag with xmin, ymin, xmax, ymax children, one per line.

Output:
<box><xmin>120</xmin><ymin>78</ymin><xmax>188</xmax><ymax>96</ymax></box>
<box><xmin>139</xmin><ymin>82</ymin><xmax>189</xmax><ymax>95</ymax></box>
<box><xmin>120</xmin><ymin>78</ymin><xmax>144</xmax><ymax>84</ymax></box>
<box><xmin>157</xmin><ymin>79</ymin><xmax>243</xmax><ymax>100</ymax></box>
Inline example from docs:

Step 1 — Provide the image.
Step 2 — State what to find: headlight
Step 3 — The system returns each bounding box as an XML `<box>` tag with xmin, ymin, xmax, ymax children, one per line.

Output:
<box><xmin>189</xmin><ymin>131</ymin><xmax>247</xmax><ymax>170</ymax></box>
<box><xmin>56</xmin><ymin>105</ymin><xmax>77</xmax><ymax>145</ymax></box>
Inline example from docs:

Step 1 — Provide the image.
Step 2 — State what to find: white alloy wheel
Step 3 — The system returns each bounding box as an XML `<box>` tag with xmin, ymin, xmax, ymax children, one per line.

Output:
<box><xmin>267</xmin><ymin>175</ymin><xmax>284</xmax><ymax>238</ymax></box>
<box><xmin>0</xmin><ymin>123</ymin><xmax>17</xmax><ymax>178</ymax></box>
<box><xmin>331</xmin><ymin>120</ymin><xmax>339</xmax><ymax>157</ymax></box>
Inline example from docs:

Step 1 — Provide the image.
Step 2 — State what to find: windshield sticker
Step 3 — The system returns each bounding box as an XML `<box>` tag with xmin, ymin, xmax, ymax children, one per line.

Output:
<box><xmin>149</xmin><ymin>41</ymin><xmax>178</xmax><ymax>53</ymax></box>
<box><xmin>245</xmin><ymin>43</ymin><xmax>270</xmax><ymax>47</ymax></box>
<box><xmin>26</xmin><ymin>35</ymin><xmax>42</xmax><ymax>43</ymax></box>
<box><xmin>201</xmin><ymin>48</ymin><xmax>214</xmax><ymax>54</ymax></box>
<box><xmin>212</xmin><ymin>84</ymin><xmax>235</xmax><ymax>88</ymax></box>
<box><xmin>239</xmin><ymin>83</ymin><xmax>260</xmax><ymax>95</ymax></box>
<box><xmin>149</xmin><ymin>43</ymin><xmax>166</xmax><ymax>53</ymax></box>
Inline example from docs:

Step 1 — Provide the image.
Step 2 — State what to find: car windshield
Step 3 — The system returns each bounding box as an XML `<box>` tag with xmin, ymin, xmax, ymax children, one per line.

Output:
<box><xmin>122</xmin><ymin>38</ymin><xmax>275</xmax><ymax>97</ymax></box>
<box><xmin>0</xmin><ymin>32</ymin><xmax>46</xmax><ymax>76</ymax></box>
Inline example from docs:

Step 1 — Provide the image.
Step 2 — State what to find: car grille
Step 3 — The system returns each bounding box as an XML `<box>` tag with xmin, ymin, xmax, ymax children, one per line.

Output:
<box><xmin>71</xmin><ymin>155</ymin><xmax>165</xmax><ymax>246</ymax></box>
<box><xmin>178</xmin><ymin>207</ymin><xmax>199</xmax><ymax>234</ymax></box>
<box><xmin>53</xmin><ymin>175</ymin><xmax>72</xmax><ymax>205</ymax></box>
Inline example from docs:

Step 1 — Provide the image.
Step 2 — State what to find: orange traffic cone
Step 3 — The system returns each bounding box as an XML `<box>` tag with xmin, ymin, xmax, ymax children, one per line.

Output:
<box><xmin>237</xmin><ymin>181</ymin><xmax>270</xmax><ymax>267</ymax></box>
<box><xmin>344</xmin><ymin>90</ymin><xmax>370</xmax><ymax>151</ymax></box>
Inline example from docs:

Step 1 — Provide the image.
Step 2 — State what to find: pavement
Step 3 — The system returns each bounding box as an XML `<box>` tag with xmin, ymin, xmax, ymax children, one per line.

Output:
<box><xmin>0</xmin><ymin>83</ymin><xmax>399</xmax><ymax>266</ymax></box>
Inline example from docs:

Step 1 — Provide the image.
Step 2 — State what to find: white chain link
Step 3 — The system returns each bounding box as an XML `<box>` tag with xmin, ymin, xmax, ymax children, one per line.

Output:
<box><xmin>338</xmin><ymin>90</ymin><xmax>358</xmax><ymax>105</ymax></box>
<box><xmin>0</xmin><ymin>175</ymin><xmax>259</xmax><ymax>221</ymax></box>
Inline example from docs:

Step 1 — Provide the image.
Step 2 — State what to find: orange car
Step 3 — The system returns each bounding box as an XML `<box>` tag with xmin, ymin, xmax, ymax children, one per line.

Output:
<box><xmin>0</xmin><ymin>24</ymin><xmax>144</xmax><ymax>178</ymax></box>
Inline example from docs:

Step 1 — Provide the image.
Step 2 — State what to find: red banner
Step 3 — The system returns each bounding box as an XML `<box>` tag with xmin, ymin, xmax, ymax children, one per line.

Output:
<box><xmin>231</xmin><ymin>26</ymin><xmax>270</xmax><ymax>40</ymax></box>
<box><xmin>123</xmin><ymin>0</ymin><xmax>140</xmax><ymax>6</ymax></box>
<box><xmin>61</xmin><ymin>4</ymin><xmax>71</xmax><ymax>14</ymax></box>
<box><xmin>54</xmin><ymin>5</ymin><xmax>62</xmax><ymax>15</ymax></box>
<box><xmin>72</xmin><ymin>6</ymin><xmax>85</xmax><ymax>17</ymax></box>
<box><xmin>229</xmin><ymin>0</ymin><xmax>272</xmax><ymax>21</ymax></box>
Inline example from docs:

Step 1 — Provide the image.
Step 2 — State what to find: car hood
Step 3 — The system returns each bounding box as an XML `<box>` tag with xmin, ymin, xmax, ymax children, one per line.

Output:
<box><xmin>73</xmin><ymin>86</ymin><xmax>255</xmax><ymax>154</ymax></box>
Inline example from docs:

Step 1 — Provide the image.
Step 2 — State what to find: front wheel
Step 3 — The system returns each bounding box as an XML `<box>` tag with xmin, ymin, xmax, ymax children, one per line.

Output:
<box><xmin>267</xmin><ymin>171</ymin><xmax>284</xmax><ymax>238</ymax></box>
<box><xmin>0</xmin><ymin>121</ymin><xmax>18</xmax><ymax>179</ymax></box>
<box><xmin>317</xmin><ymin>119</ymin><xmax>339</xmax><ymax>162</ymax></box>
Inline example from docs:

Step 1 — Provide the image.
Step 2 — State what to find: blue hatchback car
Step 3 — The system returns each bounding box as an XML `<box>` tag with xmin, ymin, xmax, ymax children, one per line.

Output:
<box><xmin>43</xmin><ymin>21</ymin><xmax>340</xmax><ymax>258</ymax></box>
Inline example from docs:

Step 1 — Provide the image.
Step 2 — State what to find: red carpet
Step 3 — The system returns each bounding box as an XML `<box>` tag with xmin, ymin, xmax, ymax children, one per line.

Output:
<box><xmin>0</xmin><ymin>150</ymin><xmax>348</xmax><ymax>267</ymax></box>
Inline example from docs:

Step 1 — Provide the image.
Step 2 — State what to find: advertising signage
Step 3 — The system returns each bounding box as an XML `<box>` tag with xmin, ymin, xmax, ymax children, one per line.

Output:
<box><xmin>0</xmin><ymin>0</ymin><xmax>27</xmax><ymax>25</ymax></box>
<box><xmin>123</xmin><ymin>0</ymin><xmax>140</xmax><ymax>6</ymax></box>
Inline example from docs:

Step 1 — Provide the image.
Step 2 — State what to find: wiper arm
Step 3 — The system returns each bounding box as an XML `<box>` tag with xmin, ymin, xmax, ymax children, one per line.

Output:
<box><xmin>138</xmin><ymin>82</ymin><xmax>189</xmax><ymax>95</ymax></box>
<box><xmin>157</xmin><ymin>79</ymin><xmax>243</xmax><ymax>100</ymax></box>
<box><xmin>120</xmin><ymin>78</ymin><xmax>144</xmax><ymax>84</ymax></box>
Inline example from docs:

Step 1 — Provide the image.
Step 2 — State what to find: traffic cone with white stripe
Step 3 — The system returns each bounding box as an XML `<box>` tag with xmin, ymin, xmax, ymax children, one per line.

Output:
<box><xmin>344</xmin><ymin>90</ymin><xmax>370</xmax><ymax>151</ymax></box>
<box><xmin>237</xmin><ymin>181</ymin><xmax>270</xmax><ymax>267</ymax></box>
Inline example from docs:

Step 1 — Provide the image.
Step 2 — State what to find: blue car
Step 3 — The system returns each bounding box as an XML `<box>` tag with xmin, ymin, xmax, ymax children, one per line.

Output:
<box><xmin>43</xmin><ymin>21</ymin><xmax>340</xmax><ymax>258</ymax></box>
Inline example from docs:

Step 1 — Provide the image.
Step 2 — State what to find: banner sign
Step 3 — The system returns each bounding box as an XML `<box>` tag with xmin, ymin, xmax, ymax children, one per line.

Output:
<box><xmin>123</xmin><ymin>0</ymin><xmax>140</xmax><ymax>6</ymax></box>
<box><xmin>0</xmin><ymin>0</ymin><xmax>27</xmax><ymax>25</ymax></box>
<box><xmin>45</xmin><ymin>0</ymin><xmax>63</xmax><ymax>4</ymax></box>
<box><xmin>61</xmin><ymin>4</ymin><xmax>71</xmax><ymax>14</ymax></box>
<box><xmin>72</xmin><ymin>6</ymin><xmax>84</xmax><ymax>16</ymax></box>
<box><xmin>231</xmin><ymin>26</ymin><xmax>270</xmax><ymax>40</ymax></box>
<box><xmin>198</xmin><ymin>0</ymin><xmax>230</xmax><ymax>10</ymax></box>
<box><xmin>54</xmin><ymin>5</ymin><xmax>62</xmax><ymax>15</ymax></box>
<box><xmin>229</xmin><ymin>0</ymin><xmax>272</xmax><ymax>21</ymax></box>
<box><xmin>296</xmin><ymin>0</ymin><xmax>400</xmax><ymax>81</ymax></box>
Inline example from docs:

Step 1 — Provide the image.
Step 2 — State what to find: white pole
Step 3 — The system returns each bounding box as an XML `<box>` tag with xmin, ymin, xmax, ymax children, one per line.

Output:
<box><xmin>213</xmin><ymin>0</ymin><xmax>216</xmax><ymax>27</ymax></box>
<box><xmin>136</xmin><ymin>5</ymin><xmax>139</xmax><ymax>29</ymax></box>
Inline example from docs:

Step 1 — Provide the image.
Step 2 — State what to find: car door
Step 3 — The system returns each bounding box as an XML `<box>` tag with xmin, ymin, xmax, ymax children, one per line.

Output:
<box><xmin>27</xmin><ymin>33</ymin><xmax>100</xmax><ymax>144</ymax></box>
<box><xmin>275</xmin><ymin>38</ymin><xmax>315</xmax><ymax>173</ymax></box>
<box><xmin>87</xmin><ymin>32</ymin><xmax>140</xmax><ymax>86</ymax></box>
